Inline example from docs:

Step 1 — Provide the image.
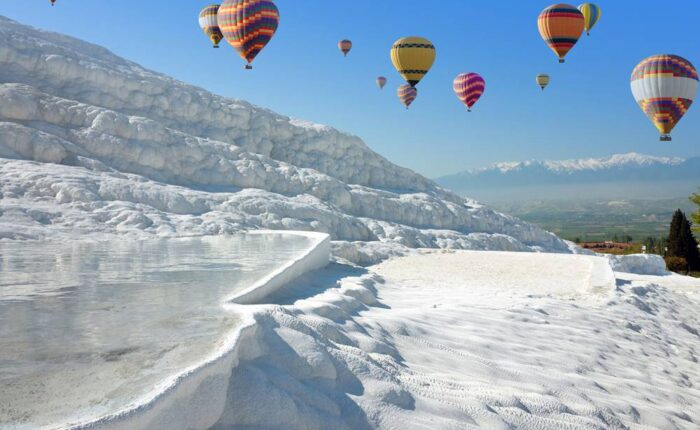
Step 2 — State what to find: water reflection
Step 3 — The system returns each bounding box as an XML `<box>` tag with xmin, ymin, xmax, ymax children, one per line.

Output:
<box><xmin>0</xmin><ymin>234</ymin><xmax>313</xmax><ymax>428</ymax></box>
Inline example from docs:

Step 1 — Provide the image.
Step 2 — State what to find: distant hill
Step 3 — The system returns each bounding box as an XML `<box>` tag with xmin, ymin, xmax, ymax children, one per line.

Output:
<box><xmin>436</xmin><ymin>153</ymin><xmax>700</xmax><ymax>202</ymax></box>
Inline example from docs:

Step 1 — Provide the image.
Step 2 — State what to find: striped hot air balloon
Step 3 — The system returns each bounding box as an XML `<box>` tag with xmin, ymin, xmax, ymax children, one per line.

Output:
<box><xmin>391</xmin><ymin>37</ymin><xmax>436</xmax><ymax>87</ymax></box>
<box><xmin>631</xmin><ymin>54</ymin><xmax>698</xmax><ymax>141</ymax></box>
<box><xmin>397</xmin><ymin>84</ymin><xmax>418</xmax><ymax>109</ymax></box>
<box><xmin>339</xmin><ymin>40</ymin><xmax>353</xmax><ymax>57</ymax></box>
<box><xmin>199</xmin><ymin>5</ymin><xmax>224</xmax><ymax>48</ymax></box>
<box><xmin>538</xmin><ymin>4</ymin><xmax>584</xmax><ymax>63</ymax></box>
<box><xmin>218</xmin><ymin>0</ymin><xmax>280</xmax><ymax>69</ymax></box>
<box><xmin>578</xmin><ymin>3</ymin><xmax>601</xmax><ymax>36</ymax></box>
<box><xmin>453</xmin><ymin>73</ymin><xmax>485</xmax><ymax>112</ymax></box>
<box><xmin>536</xmin><ymin>74</ymin><xmax>550</xmax><ymax>90</ymax></box>
<box><xmin>376</xmin><ymin>77</ymin><xmax>387</xmax><ymax>90</ymax></box>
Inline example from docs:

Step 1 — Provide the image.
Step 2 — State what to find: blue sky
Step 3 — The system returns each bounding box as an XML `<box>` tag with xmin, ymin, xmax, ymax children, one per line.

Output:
<box><xmin>1</xmin><ymin>1</ymin><xmax>698</xmax><ymax>177</ymax></box>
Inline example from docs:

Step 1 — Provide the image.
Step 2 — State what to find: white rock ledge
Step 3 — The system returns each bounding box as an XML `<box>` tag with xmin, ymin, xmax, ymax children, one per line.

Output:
<box><xmin>226</xmin><ymin>230</ymin><xmax>331</xmax><ymax>305</ymax></box>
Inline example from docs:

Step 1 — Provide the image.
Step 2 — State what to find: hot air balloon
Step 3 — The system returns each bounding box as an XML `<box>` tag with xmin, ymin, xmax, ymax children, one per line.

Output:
<box><xmin>453</xmin><ymin>73</ymin><xmax>485</xmax><ymax>112</ymax></box>
<box><xmin>536</xmin><ymin>74</ymin><xmax>550</xmax><ymax>90</ymax></box>
<box><xmin>538</xmin><ymin>4</ymin><xmax>584</xmax><ymax>63</ymax></box>
<box><xmin>218</xmin><ymin>0</ymin><xmax>280</xmax><ymax>69</ymax></box>
<box><xmin>631</xmin><ymin>54</ymin><xmax>698</xmax><ymax>141</ymax></box>
<box><xmin>578</xmin><ymin>3</ymin><xmax>601</xmax><ymax>36</ymax></box>
<box><xmin>391</xmin><ymin>37</ymin><xmax>436</xmax><ymax>87</ymax></box>
<box><xmin>339</xmin><ymin>40</ymin><xmax>353</xmax><ymax>57</ymax></box>
<box><xmin>376</xmin><ymin>77</ymin><xmax>387</xmax><ymax>90</ymax></box>
<box><xmin>398</xmin><ymin>84</ymin><xmax>418</xmax><ymax>109</ymax></box>
<box><xmin>199</xmin><ymin>5</ymin><xmax>224</xmax><ymax>49</ymax></box>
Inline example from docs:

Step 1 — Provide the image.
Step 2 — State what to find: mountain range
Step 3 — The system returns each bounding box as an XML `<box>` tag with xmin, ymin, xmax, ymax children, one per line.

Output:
<box><xmin>436</xmin><ymin>153</ymin><xmax>700</xmax><ymax>202</ymax></box>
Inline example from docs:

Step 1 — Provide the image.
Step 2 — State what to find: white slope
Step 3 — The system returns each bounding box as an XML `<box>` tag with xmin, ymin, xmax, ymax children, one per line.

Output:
<box><xmin>0</xmin><ymin>16</ymin><xmax>570</xmax><ymax>261</ymax></box>
<box><xmin>206</xmin><ymin>251</ymin><xmax>700</xmax><ymax>430</ymax></box>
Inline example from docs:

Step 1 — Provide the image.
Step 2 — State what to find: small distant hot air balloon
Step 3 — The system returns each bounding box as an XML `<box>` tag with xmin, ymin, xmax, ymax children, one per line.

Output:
<box><xmin>453</xmin><ymin>73</ymin><xmax>485</xmax><ymax>112</ymax></box>
<box><xmin>391</xmin><ymin>37</ymin><xmax>436</xmax><ymax>87</ymax></box>
<box><xmin>538</xmin><ymin>4</ymin><xmax>584</xmax><ymax>63</ymax></box>
<box><xmin>398</xmin><ymin>84</ymin><xmax>418</xmax><ymax>109</ymax></box>
<box><xmin>536</xmin><ymin>74</ymin><xmax>550</xmax><ymax>90</ymax></box>
<box><xmin>199</xmin><ymin>5</ymin><xmax>224</xmax><ymax>49</ymax></box>
<box><xmin>218</xmin><ymin>0</ymin><xmax>280</xmax><ymax>69</ymax></box>
<box><xmin>631</xmin><ymin>54</ymin><xmax>698</xmax><ymax>141</ymax></box>
<box><xmin>578</xmin><ymin>3</ymin><xmax>601</xmax><ymax>36</ymax></box>
<box><xmin>376</xmin><ymin>77</ymin><xmax>387</xmax><ymax>90</ymax></box>
<box><xmin>339</xmin><ymin>40</ymin><xmax>353</xmax><ymax>57</ymax></box>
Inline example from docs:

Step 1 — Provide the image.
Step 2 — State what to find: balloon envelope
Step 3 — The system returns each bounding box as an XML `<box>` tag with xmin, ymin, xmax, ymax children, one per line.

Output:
<box><xmin>391</xmin><ymin>37</ymin><xmax>436</xmax><ymax>87</ymax></box>
<box><xmin>538</xmin><ymin>4</ymin><xmax>584</xmax><ymax>63</ymax></box>
<box><xmin>339</xmin><ymin>40</ymin><xmax>352</xmax><ymax>57</ymax></box>
<box><xmin>536</xmin><ymin>74</ymin><xmax>550</xmax><ymax>90</ymax></box>
<box><xmin>218</xmin><ymin>0</ymin><xmax>280</xmax><ymax>68</ymax></box>
<box><xmin>377</xmin><ymin>77</ymin><xmax>387</xmax><ymax>90</ymax></box>
<box><xmin>199</xmin><ymin>5</ymin><xmax>224</xmax><ymax>48</ymax></box>
<box><xmin>631</xmin><ymin>54</ymin><xmax>698</xmax><ymax>141</ymax></box>
<box><xmin>453</xmin><ymin>73</ymin><xmax>485</xmax><ymax>111</ymax></box>
<box><xmin>397</xmin><ymin>84</ymin><xmax>418</xmax><ymax>109</ymax></box>
<box><xmin>578</xmin><ymin>3</ymin><xmax>601</xmax><ymax>36</ymax></box>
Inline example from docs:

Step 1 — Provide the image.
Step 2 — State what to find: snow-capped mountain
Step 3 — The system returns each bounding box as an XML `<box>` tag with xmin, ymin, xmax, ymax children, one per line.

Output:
<box><xmin>436</xmin><ymin>153</ymin><xmax>700</xmax><ymax>201</ymax></box>
<box><xmin>492</xmin><ymin>153</ymin><xmax>685</xmax><ymax>174</ymax></box>
<box><xmin>0</xmin><ymin>16</ymin><xmax>571</xmax><ymax>262</ymax></box>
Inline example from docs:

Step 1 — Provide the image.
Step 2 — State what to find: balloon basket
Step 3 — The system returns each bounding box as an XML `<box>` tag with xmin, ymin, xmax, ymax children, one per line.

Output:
<box><xmin>213</xmin><ymin>46</ymin><xmax>220</xmax><ymax>49</ymax></box>
<box><xmin>245</xmin><ymin>64</ymin><xmax>253</xmax><ymax>70</ymax></box>
<box><xmin>660</xmin><ymin>134</ymin><xmax>672</xmax><ymax>142</ymax></box>
<box><xmin>559</xmin><ymin>59</ymin><xmax>565</xmax><ymax>63</ymax></box>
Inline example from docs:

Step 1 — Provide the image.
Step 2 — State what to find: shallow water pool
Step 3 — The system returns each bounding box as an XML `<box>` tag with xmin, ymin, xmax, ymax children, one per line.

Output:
<box><xmin>0</xmin><ymin>233</ymin><xmax>315</xmax><ymax>429</ymax></box>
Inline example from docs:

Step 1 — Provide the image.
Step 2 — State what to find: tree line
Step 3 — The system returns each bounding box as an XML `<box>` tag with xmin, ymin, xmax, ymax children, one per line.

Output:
<box><xmin>663</xmin><ymin>190</ymin><xmax>700</xmax><ymax>273</ymax></box>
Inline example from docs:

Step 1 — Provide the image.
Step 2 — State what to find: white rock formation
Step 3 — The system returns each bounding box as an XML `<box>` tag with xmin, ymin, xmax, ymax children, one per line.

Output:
<box><xmin>0</xmin><ymin>16</ymin><xmax>570</xmax><ymax>262</ymax></box>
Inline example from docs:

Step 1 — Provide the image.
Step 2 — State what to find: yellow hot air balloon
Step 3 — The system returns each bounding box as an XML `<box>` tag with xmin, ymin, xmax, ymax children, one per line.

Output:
<box><xmin>390</xmin><ymin>37</ymin><xmax>436</xmax><ymax>87</ymax></box>
<box><xmin>578</xmin><ymin>3</ymin><xmax>601</xmax><ymax>36</ymax></box>
<box><xmin>536</xmin><ymin>74</ymin><xmax>550</xmax><ymax>90</ymax></box>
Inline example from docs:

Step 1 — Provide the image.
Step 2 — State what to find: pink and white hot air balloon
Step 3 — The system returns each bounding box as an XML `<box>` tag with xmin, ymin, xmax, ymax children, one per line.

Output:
<box><xmin>453</xmin><ymin>73</ymin><xmax>485</xmax><ymax>112</ymax></box>
<box><xmin>397</xmin><ymin>84</ymin><xmax>417</xmax><ymax>109</ymax></box>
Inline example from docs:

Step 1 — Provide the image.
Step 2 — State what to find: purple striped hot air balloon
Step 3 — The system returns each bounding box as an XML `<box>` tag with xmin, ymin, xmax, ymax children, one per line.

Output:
<box><xmin>398</xmin><ymin>84</ymin><xmax>417</xmax><ymax>109</ymax></box>
<box><xmin>376</xmin><ymin>76</ymin><xmax>387</xmax><ymax>90</ymax></box>
<box><xmin>453</xmin><ymin>73</ymin><xmax>485</xmax><ymax>112</ymax></box>
<box><xmin>218</xmin><ymin>0</ymin><xmax>280</xmax><ymax>69</ymax></box>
